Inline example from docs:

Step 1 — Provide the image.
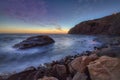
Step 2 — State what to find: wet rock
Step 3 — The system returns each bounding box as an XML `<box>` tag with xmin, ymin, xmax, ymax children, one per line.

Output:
<box><xmin>66</xmin><ymin>76</ymin><xmax>72</xmax><ymax>80</ymax></box>
<box><xmin>6</xmin><ymin>69</ymin><xmax>44</xmax><ymax>80</ymax></box>
<box><xmin>97</xmin><ymin>46</ymin><xmax>120</xmax><ymax>57</ymax></box>
<box><xmin>88</xmin><ymin>56</ymin><xmax>120</xmax><ymax>80</ymax></box>
<box><xmin>0</xmin><ymin>73</ymin><xmax>14</xmax><ymax>80</ymax></box>
<box><xmin>13</xmin><ymin>35</ymin><xmax>55</xmax><ymax>49</ymax></box>
<box><xmin>68</xmin><ymin>63</ymin><xmax>76</xmax><ymax>76</ymax></box>
<box><xmin>52</xmin><ymin>64</ymin><xmax>67</xmax><ymax>80</ymax></box>
<box><xmin>25</xmin><ymin>66</ymin><xmax>36</xmax><ymax>71</ymax></box>
<box><xmin>0</xmin><ymin>76</ymin><xmax>3</xmax><ymax>80</ymax></box>
<box><xmin>38</xmin><ymin>76</ymin><xmax>58</xmax><ymax>80</ymax></box>
<box><xmin>72</xmin><ymin>72</ymin><xmax>87</xmax><ymax>80</ymax></box>
<box><xmin>53</xmin><ymin>64</ymin><xmax>67</xmax><ymax>75</ymax></box>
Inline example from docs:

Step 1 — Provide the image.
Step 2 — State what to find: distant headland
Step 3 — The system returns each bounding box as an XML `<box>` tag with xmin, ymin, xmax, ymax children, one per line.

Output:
<box><xmin>68</xmin><ymin>12</ymin><xmax>120</xmax><ymax>35</ymax></box>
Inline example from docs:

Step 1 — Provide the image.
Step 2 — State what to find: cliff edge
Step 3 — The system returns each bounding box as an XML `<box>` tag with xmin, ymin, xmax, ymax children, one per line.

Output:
<box><xmin>68</xmin><ymin>13</ymin><xmax>120</xmax><ymax>35</ymax></box>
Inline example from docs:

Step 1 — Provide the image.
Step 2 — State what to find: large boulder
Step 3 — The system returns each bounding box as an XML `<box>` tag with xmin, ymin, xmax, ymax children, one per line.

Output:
<box><xmin>88</xmin><ymin>56</ymin><xmax>120</xmax><ymax>80</ymax></box>
<box><xmin>52</xmin><ymin>64</ymin><xmax>67</xmax><ymax>80</ymax></box>
<box><xmin>13</xmin><ymin>35</ymin><xmax>55</xmax><ymax>49</ymax></box>
<box><xmin>52</xmin><ymin>64</ymin><xmax>67</xmax><ymax>76</ymax></box>
<box><xmin>70</xmin><ymin>54</ymin><xmax>98</xmax><ymax>73</ymax></box>
<box><xmin>6</xmin><ymin>67</ymin><xmax>48</xmax><ymax>80</ymax></box>
<box><xmin>6</xmin><ymin>70</ymin><xmax>38</xmax><ymax>80</ymax></box>
<box><xmin>68</xmin><ymin>12</ymin><xmax>120</xmax><ymax>35</ymax></box>
<box><xmin>96</xmin><ymin>46</ymin><xmax>120</xmax><ymax>57</ymax></box>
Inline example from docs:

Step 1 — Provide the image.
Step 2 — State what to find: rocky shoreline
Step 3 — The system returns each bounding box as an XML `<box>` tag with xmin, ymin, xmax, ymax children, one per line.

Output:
<box><xmin>0</xmin><ymin>36</ymin><xmax>120</xmax><ymax>80</ymax></box>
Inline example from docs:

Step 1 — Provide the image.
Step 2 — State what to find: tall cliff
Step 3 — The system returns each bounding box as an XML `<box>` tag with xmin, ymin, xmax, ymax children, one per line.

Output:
<box><xmin>68</xmin><ymin>13</ymin><xmax>120</xmax><ymax>35</ymax></box>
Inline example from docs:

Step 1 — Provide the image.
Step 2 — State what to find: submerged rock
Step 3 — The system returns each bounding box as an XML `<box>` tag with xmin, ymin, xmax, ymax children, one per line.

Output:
<box><xmin>88</xmin><ymin>56</ymin><xmax>120</xmax><ymax>80</ymax></box>
<box><xmin>13</xmin><ymin>35</ymin><xmax>55</xmax><ymax>49</ymax></box>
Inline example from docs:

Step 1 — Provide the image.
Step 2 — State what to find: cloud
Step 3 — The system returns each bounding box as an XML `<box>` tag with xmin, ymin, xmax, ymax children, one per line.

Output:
<box><xmin>56</xmin><ymin>27</ymin><xmax>62</xmax><ymax>31</ymax></box>
<box><xmin>49</xmin><ymin>23</ymin><xmax>63</xmax><ymax>31</ymax></box>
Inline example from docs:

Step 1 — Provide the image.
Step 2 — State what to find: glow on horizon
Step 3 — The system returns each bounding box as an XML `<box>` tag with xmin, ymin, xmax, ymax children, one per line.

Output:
<box><xmin>1</xmin><ymin>0</ymin><xmax>120</xmax><ymax>34</ymax></box>
<box><xmin>0</xmin><ymin>27</ymin><xmax>69</xmax><ymax>34</ymax></box>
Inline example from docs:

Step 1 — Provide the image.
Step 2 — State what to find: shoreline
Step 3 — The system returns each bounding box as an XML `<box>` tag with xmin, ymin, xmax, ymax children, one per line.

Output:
<box><xmin>0</xmin><ymin>34</ymin><xmax>99</xmax><ymax>75</ymax></box>
<box><xmin>0</xmin><ymin>36</ymin><xmax>120</xmax><ymax>80</ymax></box>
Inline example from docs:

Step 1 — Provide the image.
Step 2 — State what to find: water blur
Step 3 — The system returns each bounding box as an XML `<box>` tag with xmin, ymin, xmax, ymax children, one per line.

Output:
<box><xmin>0</xmin><ymin>34</ymin><xmax>101</xmax><ymax>74</ymax></box>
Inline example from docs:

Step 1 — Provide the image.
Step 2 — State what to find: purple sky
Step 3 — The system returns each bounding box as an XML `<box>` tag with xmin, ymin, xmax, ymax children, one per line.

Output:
<box><xmin>0</xmin><ymin>0</ymin><xmax>120</xmax><ymax>33</ymax></box>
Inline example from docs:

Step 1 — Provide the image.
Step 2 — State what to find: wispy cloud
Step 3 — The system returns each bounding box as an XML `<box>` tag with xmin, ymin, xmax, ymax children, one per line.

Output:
<box><xmin>56</xmin><ymin>27</ymin><xmax>63</xmax><ymax>31</ymax></box>
<box><xmin>49</xmin><ymin>23</ymin><xmax>63</xmax><ymax>31</ymax></box>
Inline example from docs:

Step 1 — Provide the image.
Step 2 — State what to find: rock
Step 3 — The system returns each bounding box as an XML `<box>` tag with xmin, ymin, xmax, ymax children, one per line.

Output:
<box><xmin>88</xmin><ymin>56</ymin><xmax>120</xmax><ymax>80</ymax></box>
<box><xmin>0</xmin><ymin>76</ymin><xmax>3</xmax><ymax>80</ymax></box>
<box><xmin>68</xmin><ymin>12</ymin><xmax>120</xmax><ymax>35</ymax></box>
<box><xmin>6</xmin><ymin>69</ymin><xmax>46</xmax><ymax>80</ymax></box>
<box><xmin>13</xmin><ymin>35</ymin><xmax>55</xmax><ymax>49</ymax></box>
<box><xmin>52</xmin><ymin>64</ymin><xmax>67</xmax><ymax>79</ymax></box>
<box><xmin>0</xmin><ymin>73</ymin><xmax>14</xmax><ymax>80</ymax></box>
<box><xmin>68</xmin><ymin>62</ymin><xmax>76</xmax><ymax>75</ymax></box>
<box><xmin>89</xmin><ymin>54</ymin><xmax>98</xmax><ymax>61</ymax></box>
<box><xmin>72</xmin><ymin>72</ymin><xmax>87</xmax><ymax>80</ymax></box>
<box><xmin>6</xmin><ymin>70</ymin><xmax>36</xmax><ymax>80</ymax></box>
<box><xmin>38</xmin><ymin>76</ymin><xmax>58</xmax><ymax>80</ymax></box>
<box><xmin>96</xmin><ymin>46</ymin><xmax>120</xmax><ymax>58</ymax></box>
<box><xmin>70</xmin><ymin>54</ymin><xmax>98</xmax><ymax>73</ymax></box>
<box><xmin>66</xmin><ymin>76</ymin><xmax>72</xmax><ymax>80</ymax></box>
<box><xmin>96</xmin><ymin>46</ymin><xmax>120</xmax><ymax>57</ymax></box>
<box><xmin>24</xmin><ymin>66</ymin><xmax>36</xmax><ymax>71</ymax></box>
<box><xmin>53</xmin><ymin>64</ymin><xmax>67</xmax><ymax>76</ymax></box>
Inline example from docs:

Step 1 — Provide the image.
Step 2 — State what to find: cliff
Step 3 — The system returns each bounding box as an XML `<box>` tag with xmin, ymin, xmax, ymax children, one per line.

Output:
<box><xmin>68</xmin><ymin>13</ymin><xmax>120</xmax><ymax>35</ymax></box>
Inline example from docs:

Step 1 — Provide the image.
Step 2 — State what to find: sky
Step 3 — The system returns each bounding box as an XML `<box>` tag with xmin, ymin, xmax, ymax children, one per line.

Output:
<box><xmin>0</xmin><ymin>0</ymin><xmax>120</xmax><ymax>34</ymax></box>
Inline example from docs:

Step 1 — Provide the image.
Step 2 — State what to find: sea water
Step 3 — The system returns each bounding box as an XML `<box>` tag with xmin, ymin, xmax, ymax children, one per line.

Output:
<box><xmin>0</xmin><ymin>34</ymin><xmax>101</xmax><ymax>74</ymax></box>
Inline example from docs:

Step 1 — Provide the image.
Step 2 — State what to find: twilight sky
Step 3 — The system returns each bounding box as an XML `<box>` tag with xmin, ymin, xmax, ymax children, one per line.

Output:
<box><xmin>0</xmin><ymin>0</ymin><xmax>120</xmax><ymax>34</ymax></box>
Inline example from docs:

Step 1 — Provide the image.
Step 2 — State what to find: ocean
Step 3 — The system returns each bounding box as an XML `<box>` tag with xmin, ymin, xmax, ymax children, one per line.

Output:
<box><xmin>0</xmin><ymin>34</ymin><xmax>101</xmax><ymax>74</ymax></box>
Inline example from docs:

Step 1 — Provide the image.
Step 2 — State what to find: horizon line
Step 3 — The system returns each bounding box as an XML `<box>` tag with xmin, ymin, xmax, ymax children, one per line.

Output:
<box><xmin>0</xmin><ymin>32</ymin><xmax>68</xmax><ymax>34</ymax></box>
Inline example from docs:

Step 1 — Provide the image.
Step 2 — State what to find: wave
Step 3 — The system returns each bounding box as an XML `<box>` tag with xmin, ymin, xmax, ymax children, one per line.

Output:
<box><xmin>0</xmin><ymin>34</ymin><xmax>101</xmax><ymax>74</ymax></box>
